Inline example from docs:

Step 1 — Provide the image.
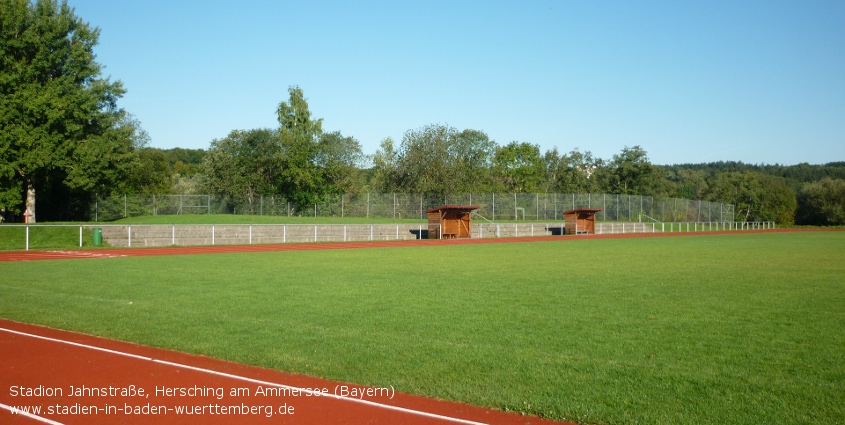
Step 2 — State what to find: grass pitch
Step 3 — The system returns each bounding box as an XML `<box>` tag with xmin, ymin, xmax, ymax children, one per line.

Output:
<box><xmin>1</xmin><ymin>232</ymin><xmax>843</xmax><ymax>424</ymax></box>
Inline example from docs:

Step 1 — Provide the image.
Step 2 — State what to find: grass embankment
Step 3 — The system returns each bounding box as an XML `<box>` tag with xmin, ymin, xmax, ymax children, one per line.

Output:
<box><xmin>1</xmin><ymin>232</ymin><xmax>843</xmax><ymax>424</ymax></box>
<box><xmin>0</xmin><ymin>225</ymin><xmax>96</xmax><ymax>251</ymax></box>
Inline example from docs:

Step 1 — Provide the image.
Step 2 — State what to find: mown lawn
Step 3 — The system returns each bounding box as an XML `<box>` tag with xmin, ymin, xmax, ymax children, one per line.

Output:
<box><xmin>1</xmin><ymin>232</ymin><xmax>842</xmax><ymax>424</ymax></box>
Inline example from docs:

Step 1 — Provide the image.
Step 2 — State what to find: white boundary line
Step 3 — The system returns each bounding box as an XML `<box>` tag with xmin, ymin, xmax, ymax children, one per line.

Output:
<box><xmin>0</xmin><ymin>402</ymin><xmax>67</xmax><ymax>424</ymax></box>
<box><xmin>0</xmin><ymin>327</ymin><xmax>489</xmax><ymax>425</ymax></box>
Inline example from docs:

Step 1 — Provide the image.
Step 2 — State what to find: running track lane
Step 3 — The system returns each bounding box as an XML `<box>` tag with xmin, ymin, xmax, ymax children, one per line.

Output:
<box><xmin>0</xmin><ymin>229</ymin><xmax>803</xmax><ymax>262</ymax></box>
<box><xmin>0</xmin><ymin>319</ymin><xmax>572</xmax><ymax>425</ymax></box>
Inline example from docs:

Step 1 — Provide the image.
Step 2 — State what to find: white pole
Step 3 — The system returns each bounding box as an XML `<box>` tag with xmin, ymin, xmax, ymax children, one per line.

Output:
<box><xmin>128</xmin><ymin>225</ymin><xmax>132</xmax><ymax>247</ymax></box>
<box><xmin>79</xmin><ymin>226</ymin><xmax>83</xmax><ymax>247</ymax></box>
<box><xmin>25</xmin><ymin>225</ymin><xmax>29</xmax><ymax>251</ymax></box>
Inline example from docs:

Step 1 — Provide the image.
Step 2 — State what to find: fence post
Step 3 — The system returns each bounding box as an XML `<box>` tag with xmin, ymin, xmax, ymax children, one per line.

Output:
<box><xmin>25</xmin><ymin>225</ymin><xmax>30</xmax><ymax>251</ymax></box>
<box><xmin>128</xmin><ymin>225</ymin><xmax>132</xmax><ymax>247</ymax></box>
<box><xmin>79</xmin><ymin>226</ymin><xmax>83</xmax><ymax>247</ymax></box>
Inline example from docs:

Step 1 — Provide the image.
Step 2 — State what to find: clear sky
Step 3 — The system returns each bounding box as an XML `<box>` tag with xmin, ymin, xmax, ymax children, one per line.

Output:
<box><xmin>68</xmin><ymin>0</ymin><xmax>844</xmax><ymax>166</ymax></box>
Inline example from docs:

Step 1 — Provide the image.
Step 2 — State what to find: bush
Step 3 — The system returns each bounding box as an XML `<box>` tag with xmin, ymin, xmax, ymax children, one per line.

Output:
<box><xmin>796</xmin><ymin>178</ymin><xmax>845</xmax><ymax>225</ymax></box>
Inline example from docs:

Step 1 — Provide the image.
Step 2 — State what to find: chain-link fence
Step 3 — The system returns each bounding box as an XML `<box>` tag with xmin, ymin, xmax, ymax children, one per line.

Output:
<box><xmin>92</xmin><ymin>193</ymin><xmax>735</xmax><ymax>223</ymax></box>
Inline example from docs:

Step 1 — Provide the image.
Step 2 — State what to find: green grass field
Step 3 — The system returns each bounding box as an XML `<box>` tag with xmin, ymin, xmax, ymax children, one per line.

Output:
<box><xmin>1</xmin><ymin>232</ymin><xmax>843</xmax><ymax>424</ymax></box>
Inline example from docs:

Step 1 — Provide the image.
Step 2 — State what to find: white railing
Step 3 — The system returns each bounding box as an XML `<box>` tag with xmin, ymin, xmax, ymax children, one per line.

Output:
<box><xmin>1</xmin><ymin>221</ymin><xmax>776</xmax><ymax>250</ymax></box>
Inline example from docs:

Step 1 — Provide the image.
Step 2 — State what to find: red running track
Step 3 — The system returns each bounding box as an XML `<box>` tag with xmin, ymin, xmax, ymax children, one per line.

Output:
<box><xmin>0</xmin><ymin>319</ymin><xmax>572</xmax><ymax>425</ymax></box>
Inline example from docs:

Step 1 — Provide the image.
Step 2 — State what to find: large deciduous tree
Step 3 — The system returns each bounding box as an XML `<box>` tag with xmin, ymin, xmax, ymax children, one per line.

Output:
<box><xmin>370</xmin><ymin>124</ymin><xmax>495</xmax><ymax>195</ymax></box>
<box><xmin>608</xmin><ymin>145</ymin><xmax>659</xmax><ymax>195</ymax></box>
<box><xmin>492</xmin><ymin>141</ymin><xmax>545</xmax><ymax>193</ymax></box>
<box><xmin>554</xmin><ymin>148</ymin><xmax>607</xmax><ymax>193</ymax></box>
<box><xmin>0</xmin><ymin>0</ymin><xmax>134</xmax><ymax>222</ymax></box>
<box><xmin>276</xmin><ymin>86</ymin><xmax>363</xmax><ymax>210</ymax></box>
<box><xmin>277</xmin><ymin>86</ymin><xmax>324</xmax><ymax>209</ymax></box>
<box><xmin>202</xmin><ymin>128</ymin><xmax>280</xmax><ymax>212</ymax></box>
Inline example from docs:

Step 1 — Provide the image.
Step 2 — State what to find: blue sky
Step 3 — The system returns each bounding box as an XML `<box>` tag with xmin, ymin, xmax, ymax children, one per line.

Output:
<box><xmin>69</xmin><ymin>0</ymin><xmax>844</xmax><ymax>165</ymax></box>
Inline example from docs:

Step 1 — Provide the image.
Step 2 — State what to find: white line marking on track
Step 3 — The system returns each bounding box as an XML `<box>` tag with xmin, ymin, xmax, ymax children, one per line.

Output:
<box><xmin>0</xmin><ymin>327</ymin><xmax>490</xmax><ymax>425</ymax></box>
<box><xmin>0</xmin><ymin>402</ymin><xmax>67</xmax><ymax>425</ymax></box>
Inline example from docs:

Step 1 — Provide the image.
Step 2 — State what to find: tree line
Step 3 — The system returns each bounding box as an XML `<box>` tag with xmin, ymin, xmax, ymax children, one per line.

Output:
<box><xmin>2</xmin><ymin>0</ymin><xmax>843</xmax><ymax>225</ymax></box>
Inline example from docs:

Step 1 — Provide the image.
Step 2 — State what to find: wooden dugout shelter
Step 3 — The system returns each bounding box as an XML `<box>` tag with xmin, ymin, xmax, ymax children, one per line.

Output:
<box><xmin>563</xmin><ymin>208</ymin><xmax>602</xmax><ymax>235</ymax></box>
<box><xmin>426</xmin><ymin>205</ymin><xmax>480</xmax><ymax>239</ymax></box>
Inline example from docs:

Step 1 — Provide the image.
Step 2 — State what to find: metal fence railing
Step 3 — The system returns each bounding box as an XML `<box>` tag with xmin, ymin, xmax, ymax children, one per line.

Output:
<box><xmin>91</xmin><ymin>193</ymin><xmax>736</xmax><ymax>223</ymax></box>
<box><xmin>1</xmin><ymin>221</ymin><xmax>777</xmax><ymax>251</ymax></box>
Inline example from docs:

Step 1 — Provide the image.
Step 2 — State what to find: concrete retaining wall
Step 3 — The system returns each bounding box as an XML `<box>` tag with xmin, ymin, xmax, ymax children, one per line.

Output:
<box><xmin>90</xmin><ymin>221</ymin><xmax>736</xmax><ymax>248</ymax></box>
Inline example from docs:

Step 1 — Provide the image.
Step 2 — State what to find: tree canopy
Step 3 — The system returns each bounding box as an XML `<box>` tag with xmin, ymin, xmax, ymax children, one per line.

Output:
<box><xmin>0</xmin><ymin>0</ymin><xmax>136</xmax><ymax>222</ymax></box>
<box><xmin>201</xmin><ymin>87</ymin><xmax>364</xmax><ymax>213</ymax></box>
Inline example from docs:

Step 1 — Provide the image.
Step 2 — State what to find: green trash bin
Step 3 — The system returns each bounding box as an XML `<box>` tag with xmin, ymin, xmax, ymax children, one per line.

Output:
<box><xmin>92</xmin><ymin>228</ymin><xmax>102</xmax><ymax>246</ymax></box>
